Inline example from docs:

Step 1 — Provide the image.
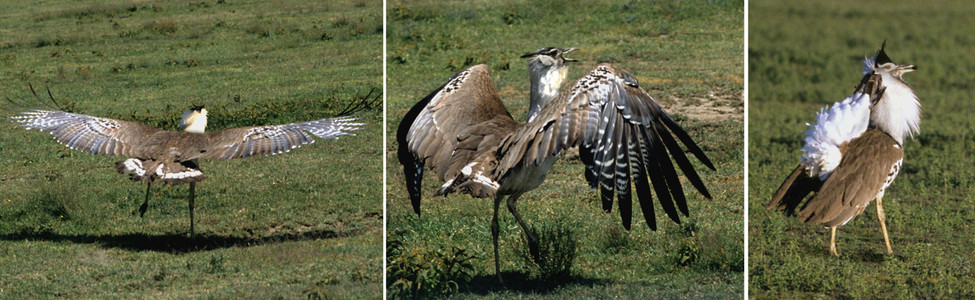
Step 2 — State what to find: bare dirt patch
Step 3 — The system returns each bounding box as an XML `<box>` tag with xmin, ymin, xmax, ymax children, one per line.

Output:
<box><xmin>660</xmin><ymin>92</ymin><xmax>743</xmax><ymax>123</ymax></box>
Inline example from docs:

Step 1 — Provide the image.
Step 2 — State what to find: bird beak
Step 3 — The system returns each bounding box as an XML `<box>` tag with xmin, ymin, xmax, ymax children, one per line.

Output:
<box><xmin>897</xmin><ymin>64</ymin><xmax>917</xmax><ymax>73</ymax></box>
<box><xmin>561</xmin><ymin>48</ymin><xmax>578</xmax><ymax>62</ymax></box>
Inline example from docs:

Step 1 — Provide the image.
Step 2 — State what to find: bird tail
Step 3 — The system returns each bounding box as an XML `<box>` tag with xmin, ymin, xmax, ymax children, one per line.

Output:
<box><xmin>435</xmin><ymin>159</ymin><xmax>500</xmax><ymax>200</ymax></box>
<box><xmin>435</xmin><ymin>174</ymin><xmax>499</xmax><ymax>200</ymax></box>
<box><xmin>767</xmin><ymin>164</ymin><xmax>822</xmax><ymax>215</ymax></box>
<box><xmin>116</xmin><ymin>158</ymin><xmax>205</xmax><ymax>185</ymax></box>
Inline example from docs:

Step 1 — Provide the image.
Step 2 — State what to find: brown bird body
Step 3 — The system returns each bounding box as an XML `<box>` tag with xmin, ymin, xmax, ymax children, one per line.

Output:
<box><xmin>768</xmin><ymin>42</ymin><xmax>918</xmax><ymax>256</ymax></box>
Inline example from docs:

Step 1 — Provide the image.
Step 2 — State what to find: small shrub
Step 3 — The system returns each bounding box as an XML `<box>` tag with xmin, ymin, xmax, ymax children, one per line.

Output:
<box><xmin>387</xmin><ymin>238</ymin><xmax>475</xmax><ymax>298</ymax></box>
<box><xmin>676</xmin><ymin>239</ymin><xmax>700</xmax><ymax>267</ymax></box>
<box><xmin>602</xmin><ymin>224</ymin><xmax>631</xmax><ymax>253</ymax></box>
<box><xmin>516</xmin><ymin>223</ymin><xmax>577</xmax><ymax>282</ymax></box>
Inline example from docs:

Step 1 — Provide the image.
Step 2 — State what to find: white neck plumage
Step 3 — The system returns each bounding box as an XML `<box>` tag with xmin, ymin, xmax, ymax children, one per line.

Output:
<box><xmin>864</xmin><ymin>59</ymin><xmax>921</xmax><ymax>145</ymax></box>
<box><xmin>526</xmin><ymin>59</ymin><xmax>568</xmax><ymax>123</ymax></box>
<box><xmin>181</xmin><ymin>108</ymin><xmax>208</xmax><ymax>134</ymax></box>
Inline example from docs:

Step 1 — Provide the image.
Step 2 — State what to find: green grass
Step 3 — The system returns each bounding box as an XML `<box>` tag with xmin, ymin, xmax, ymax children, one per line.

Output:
<box><xmin>386</xmin><ymin>0</ymin><xmax>743</xmax><ymax>298</ymax></box>
<box><xmin>749</xmin><ymin>0</ymin><xmax>975</xmax><ymax>298</ymax></box>
<box><xmin>0</xmin><ymin>0</ymin><xmax>381</xmax><ymax>298</ymax></box>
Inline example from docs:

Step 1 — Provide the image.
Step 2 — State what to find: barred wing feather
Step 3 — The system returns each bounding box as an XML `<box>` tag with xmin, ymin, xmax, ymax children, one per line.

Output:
<box><xmin>203</xmin><ymin>116</ymin><xmax>364</xmax><ymax>160</ymax></box>
<box><xmin>497</xmin><ymin>64</ymin><xmax>715</xmax><ymax>230</ymax></box>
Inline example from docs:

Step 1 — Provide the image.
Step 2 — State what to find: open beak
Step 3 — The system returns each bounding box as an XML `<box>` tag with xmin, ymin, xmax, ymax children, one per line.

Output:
<box><xmin>561</xmin><ymin>48</ymin><xmax>578</xmax><ymax>62</ymax></box>
<box><xmin>897</xmin><ymin>64</ymin><xmax>917</xmax><ymax>73</ymax></box>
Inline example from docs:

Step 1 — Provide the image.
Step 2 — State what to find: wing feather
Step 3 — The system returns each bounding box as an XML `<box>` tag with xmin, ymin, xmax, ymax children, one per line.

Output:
<box><xmin>203</xmin><ymin>116</ymin><xmax>362</xmax><ymax>160</ymax></box>
<box><xmin>799</xmin><ymin>129</ymin><xmax>903</xmax><ymax>226</ymax></box>
<box><xmin>397</xmin><ymin>64</ymin><xmax>518</xmax><ymax>214</ymax></box>
<box><xmin>9</xmin><ymin>106</ymin><xmax>162</xmax><ymax>158</ymax></box>
<box><xmin>496</xmin><ymin>64</ymin><xmax>714</xmax><ymax>230</ymax></box>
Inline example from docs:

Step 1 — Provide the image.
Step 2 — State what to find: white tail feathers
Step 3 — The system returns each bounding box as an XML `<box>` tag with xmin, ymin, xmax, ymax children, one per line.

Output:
<box><xmin>800</xmin><ymin>92</ymin><xmax>872</xmax><ymax>180</ymax></box>
<box><xmin>116</xmin><ymin>158</ymin><xmax>204</xmax><ymax>184</ymax></box>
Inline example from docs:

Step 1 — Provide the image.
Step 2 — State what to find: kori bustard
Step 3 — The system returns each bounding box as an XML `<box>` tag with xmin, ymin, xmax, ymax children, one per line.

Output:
<box><xmin>768</xmin><ymin>42</ymin><xmax>919</xmax><ymax>256</ymax></box>
<box><xmin>397</xmin><ymin>47</ymin><xmax>716</xmax><ymax>282</ymax></box>
<box><xmin>6</xmin><ymin>85</ymin><xmax>376</xmax><ymax>235</ymax></box>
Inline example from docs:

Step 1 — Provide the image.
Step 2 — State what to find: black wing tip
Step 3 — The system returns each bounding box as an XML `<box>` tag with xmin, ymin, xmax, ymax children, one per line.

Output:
<box><xmin>411</xmin><ymin>197</ymin><xmax>422</xmax><ymax>216</ymax></box>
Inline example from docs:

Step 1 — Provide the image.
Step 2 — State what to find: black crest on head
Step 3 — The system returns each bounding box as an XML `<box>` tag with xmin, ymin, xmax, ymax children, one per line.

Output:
<box><xmin>521</xmin><ymin>47</ymin><xmax>559</xmax><ymax>58</ymax></box>
<box><xmin>191</xmin><ymin>104</ymin><xmax>205</xmax><ymax>112</ymax></box>
<box><xmin>874</xmin><ymin>40</ymin><xmax>893</xmax><ymax>67</ymax></box>
<box><xmin>520</xmin><ymin>47</ymin><xmax>578</xmax><ymax>62</ymax></box>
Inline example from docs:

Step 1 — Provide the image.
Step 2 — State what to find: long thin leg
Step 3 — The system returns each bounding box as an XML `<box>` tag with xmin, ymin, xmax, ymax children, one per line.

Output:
<box><xmin>139</xmin><ymin>181</ymin><xmax>153</xmax><ymax>217</ymax></box>
<box><xmin>491</xmin><ymin>194</ymin><xmax>504</xmax><ymax>285</ymax></box>
<box><xmin>189</xmin><ymin>182</ymin><xmax>196</xmax><ymax>236</ymax></box>
<box><xmin>829</xmin><ymin>226</ymin><xmax>840</xmax><ymax>257</ymax></box>
<box><xmin>877</xmin><ymin>195</ymin><xmax>892</xmax><ymax>254</ymax></box>
<box><xmin>506</xmin><ymin>192</ymin><xmax>539</xmax><ymax>262</ymax></box>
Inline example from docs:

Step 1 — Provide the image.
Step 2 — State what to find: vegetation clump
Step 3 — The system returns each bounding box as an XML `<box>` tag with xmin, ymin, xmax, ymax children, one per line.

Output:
<box><xmin>387</xmin><ymin>238</ymin><xmax>476</xmax><ymax>298</ymax></box>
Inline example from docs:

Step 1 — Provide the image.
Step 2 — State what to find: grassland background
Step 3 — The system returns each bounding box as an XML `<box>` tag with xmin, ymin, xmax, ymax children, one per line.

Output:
<box><xmin>0</xmin><ymin>0</ymin><xmax>382</xmax><ymax>298</ymax></box>
<box><xmin>749</xmin><ymin>0</ymin><xmax>975</xmax><ymax>298</ymax></box>
<box><xmin>386</xmin><ymin>0</ymin><xmax>744</xmax><ymax>298</ymax></box>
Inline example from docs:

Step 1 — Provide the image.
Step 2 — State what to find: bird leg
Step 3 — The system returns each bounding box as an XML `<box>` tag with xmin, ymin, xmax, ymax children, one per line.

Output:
<box><xmin>189</xmin><ymin>182</ymin><xmax>196</xmax><ymax>236</ymax></box>
<box><xmin>491</xmin><ymin>194</ymin><xmax>504</xmax><ymax>284</ymax></box>
<box><xmin>829</xmin><ymin>226</ymin><xmax>840</xmax><ymax>257</ymax></box>
<box><xmin>877</xmin><ymin>195</ymin><xmax>892</xmax><ymax>254</ymax></box>
<box><xmin>139</xmin><ymin>181</ymin><xmax>152</xmax><ymax>218</ymax></box>
<box><xmin>506</xmin><ymin>192</ymin><xmax>539</xmax><ymax>263</ymax></box>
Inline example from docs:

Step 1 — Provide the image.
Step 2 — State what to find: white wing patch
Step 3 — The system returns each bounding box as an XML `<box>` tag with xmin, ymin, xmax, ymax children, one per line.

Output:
<box><xmin>120</xmin><ymin>158</ymin><xmax>146</xmax><ymax>177</ymax></box>
<box><xmin>800</xmin><ymin>92</ymin><xmax>872</xmax><ymax>180</ymax></box>
<box><xmin>161</xmin><ymin>168</ymin><xmax>204</xmax><ymax>180</ymax></box>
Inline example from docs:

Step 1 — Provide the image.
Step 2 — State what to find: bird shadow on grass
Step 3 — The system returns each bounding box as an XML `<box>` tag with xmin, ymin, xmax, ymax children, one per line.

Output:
<box><xmin>461</xmin><ymin>271</ymin><xmax>610</xmax><ymax>295</ymax></box>
<box><xmin>0</xmin><ymin>226</ymin><xmax>370</xmax><ymax>253</ymax></box>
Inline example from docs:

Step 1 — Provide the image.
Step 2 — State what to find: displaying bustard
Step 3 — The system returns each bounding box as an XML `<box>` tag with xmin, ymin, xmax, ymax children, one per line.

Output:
<box><xmin>767</xmin><ymin>42</ymin><xmax>919</xmax><ymax>256</ymax></box>
<box><xmin>6</xmin><ymin>85</ymin><xmax>375</xmax><ymax>235</ymax></box>
<box><xmin>397</xmin><ymin>47</ymin><xmax>715</xmax><ymax>282</ymax></box>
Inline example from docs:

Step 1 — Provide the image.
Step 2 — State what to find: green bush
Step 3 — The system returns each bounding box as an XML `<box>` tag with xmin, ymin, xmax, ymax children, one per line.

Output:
<box><xmin>387</xmin><ymin>239</ymin><xmax>475</xmax><ymax>298</ymax></box>
<box><xmin>516</xmin><ymin>223</ymin><xmax>578</xmax><ymax>283</ymax></box>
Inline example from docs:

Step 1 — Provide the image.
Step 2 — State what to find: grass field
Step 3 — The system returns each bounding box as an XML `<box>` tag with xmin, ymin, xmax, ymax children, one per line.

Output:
<box><xmin>749</xmin><ymin>0</ymin><xmax>975</xmax><ymax>298</ymax></box>
<box><xmin>0</xmin><ymin>0</ymin><xmax>382</xmax><ymax>298</ymax></box>
<box><xmin>386</xmin><ymin>0</ymin><xmax>744</xmax><ymax>298</ymax></box>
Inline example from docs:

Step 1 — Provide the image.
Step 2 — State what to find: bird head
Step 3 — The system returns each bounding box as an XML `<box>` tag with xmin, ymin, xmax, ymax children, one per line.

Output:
<box><xmin>521</xmin><ymin>47</ymin><xmax>577</xmax><ymax>122</ymax></box>
<box><xmin>180</xmin><ymin>104</ymin><xmax>208</xmax><ymax>133</ymax></box>
<box><xmin>521</xmin><ymin>47</ymin><xmax>578</xmax><ymax>65</ymax></box>
<box><xmin>866</xmin><ymin>41</ymin><xmax>916</xmax><ymax>78</ymax></box>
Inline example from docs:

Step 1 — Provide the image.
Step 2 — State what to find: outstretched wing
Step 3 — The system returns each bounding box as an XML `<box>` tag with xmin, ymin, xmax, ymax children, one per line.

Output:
<box><xmin>397</xmin><ymin>64</ymin><xmax>518</xmax><ymax>215</ymax></box>
<box><xmin>5</xmin><ymin>85</ymin><xmax>162</xmax><ymax>157</ymax></box>
<box><xmin>202</xmin><ymin>116</ymin><xmax>364</xmax><ymax>159</ymax></box>
<box><xmin>497</xmin><ymin>64</ymin><xmax>715</xmax><ymax>230</ymax></box>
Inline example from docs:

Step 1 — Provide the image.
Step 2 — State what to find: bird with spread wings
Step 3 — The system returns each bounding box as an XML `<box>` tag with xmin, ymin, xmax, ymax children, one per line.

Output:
<box><xmin>5</xmin><ymin>85</ymin><xmax>377</xmax><ymax>235</ymax></box>
<box><xmin>397</xmin><ymin>47</ymin><xmax>716</xmax><ymax>282</ymax></box>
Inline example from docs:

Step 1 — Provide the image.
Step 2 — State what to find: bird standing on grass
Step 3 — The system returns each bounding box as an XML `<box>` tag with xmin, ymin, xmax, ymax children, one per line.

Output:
<box><xmin>397</xmin><ymin>47</ymin><xmax>715</xmax><ymax>282</ymax></box>
<box><xmin>768</xmin><ymin>42</ymin><xmax>919</xmax><ymax>256</ymax></box>
<box><xmin>5</xmin><ymin>85</ymin><xmax>375</xmax><ymax>235</ymax></box>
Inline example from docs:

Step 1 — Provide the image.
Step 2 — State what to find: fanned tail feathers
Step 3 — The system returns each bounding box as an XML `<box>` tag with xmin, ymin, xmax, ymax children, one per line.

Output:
<box><xmin>800</xmin><ymin>92</ymin><xmax>871</xmax><ymax>180</ymax></box>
